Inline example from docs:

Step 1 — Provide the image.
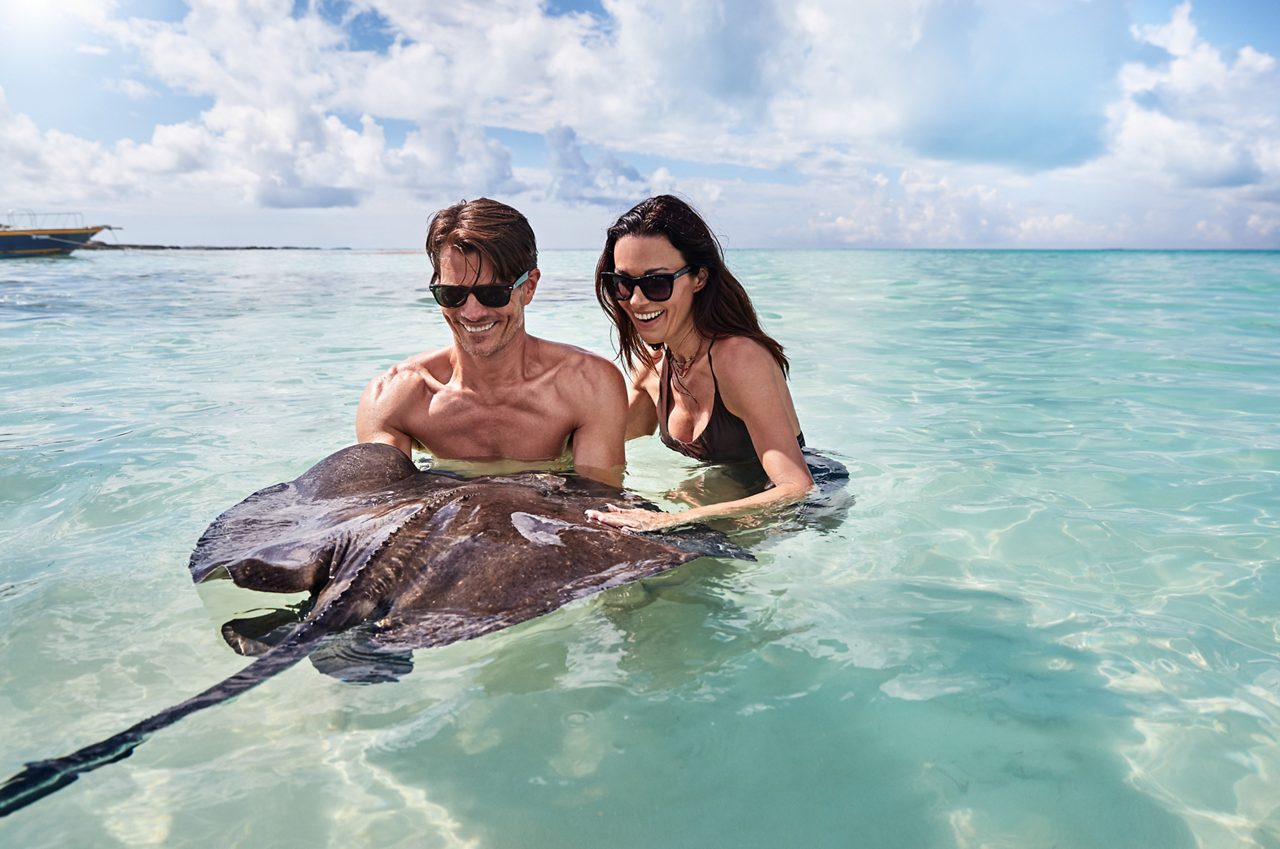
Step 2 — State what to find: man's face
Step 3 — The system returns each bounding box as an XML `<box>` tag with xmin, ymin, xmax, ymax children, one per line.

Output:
<box><xmin>436</xmin><ymin>250</ymin><xmax>538</xmax><ymax>358</ymax></box>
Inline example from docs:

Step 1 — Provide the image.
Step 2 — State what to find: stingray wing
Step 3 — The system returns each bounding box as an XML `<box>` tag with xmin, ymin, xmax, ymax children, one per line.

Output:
<box><xmin>188</xmin><ymin>443</ymin><xmax>448</xmax><ymax>593</ymax></box>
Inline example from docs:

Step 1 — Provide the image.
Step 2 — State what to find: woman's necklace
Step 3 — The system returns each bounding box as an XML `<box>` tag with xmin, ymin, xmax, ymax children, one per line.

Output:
<box><xmin>666</xmin><ymin>341</ymin><xmax>705</xmax><ymax>383</ymax></box>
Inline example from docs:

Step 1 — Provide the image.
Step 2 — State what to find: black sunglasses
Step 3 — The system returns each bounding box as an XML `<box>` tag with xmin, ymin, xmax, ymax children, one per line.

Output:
<box><xmin>602</xmin><ymin>266</ymin><xmax>692</xmax><ymax>302</ymax></box>
<box><xmin>430</xmin><ymin>270</ymin><xmax>531</xmax><ymax>309</ymax></box>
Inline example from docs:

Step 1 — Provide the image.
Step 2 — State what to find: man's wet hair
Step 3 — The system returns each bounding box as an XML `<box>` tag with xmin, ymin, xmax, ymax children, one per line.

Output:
<box><xmin>426</xmin><ymin>198</ymin><xmax>537</xmax><ymax>285</ymax></box>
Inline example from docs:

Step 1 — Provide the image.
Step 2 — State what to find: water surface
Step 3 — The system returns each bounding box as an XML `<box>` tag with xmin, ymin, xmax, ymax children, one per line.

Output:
<box><xmin>1</xmin><ymin>249</ymin><xmax>1277</xmax><ymax>847</ymax></box>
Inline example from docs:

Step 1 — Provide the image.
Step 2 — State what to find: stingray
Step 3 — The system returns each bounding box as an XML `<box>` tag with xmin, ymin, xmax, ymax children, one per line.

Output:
<box><xmin>0</xmin><ymin>443</ymin><xmax>750</xmax><ymax>817</ymax></box>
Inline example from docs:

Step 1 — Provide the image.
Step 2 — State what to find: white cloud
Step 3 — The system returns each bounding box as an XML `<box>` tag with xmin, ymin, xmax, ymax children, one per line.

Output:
<box><xmin>1236</xmin><ymin>46</ymin><xmax>1276</xmax><ymax>76</ymax></box>
<box><xmin>1246</xmin><ymin>214</ymin><xmax>1280</xmax><ymax>237</ymax></box>
<box><xmin>1108</xmin><ymin>1</ymin><xmax>1277</xmax><ymax>191</ymax></box>
<box><xmin>1195</xmin><ymin>218</ymin><xmax>1231</xmax><ymax>242</ymax></box>
<box><xmin>0</xmin><ymin>0</ymin><xmax>1276</xmax><ymax>247</ymax></box>
<box><xmin>0</xmin><ymin>2</ymin><xmax>524</xmax><ymax>212</ymax></box>
<box><xmin>114</xmin><ymin>122</ymin><xmax>214</xmax><ymax>176</ymax></box>
<box><xmin>1132</xmin><ymin>2</ymin><xmax>1198</xmax><ymax>57</ymax></box>
<box><xmin>544</xmin><ymin>125</ymin><xmax>648</xmax><ymax>206</ymax></box>
<box><xmin>113</xmin><ymin>78</ymin><xmax>156</xmax><ymax>100</ymax></box>
<box><xmin>1015</xmin><ymin>213</ymin><xmax>1111</xmax><ymax>247</ymax></box>
<box><xmin>389</xmin><ymin>123</ymin><xmax>521</xmax><ymax>200</ymax></box>
<box><xmin>0</xmin><ymin>85</ymin><xmax>116</xmax><ymax>203</ymax></box>
<box><xmin>794</xmin><ymin>166</ymin><xmax>1015</xmax><ymax>247</ymax></box>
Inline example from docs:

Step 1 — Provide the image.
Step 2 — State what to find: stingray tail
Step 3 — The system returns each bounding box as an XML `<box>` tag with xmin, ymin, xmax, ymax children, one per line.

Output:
<box><xmin>0</xmin><ymin>632</ymin><xmax>319</xmax><ymax>818</ymax></box>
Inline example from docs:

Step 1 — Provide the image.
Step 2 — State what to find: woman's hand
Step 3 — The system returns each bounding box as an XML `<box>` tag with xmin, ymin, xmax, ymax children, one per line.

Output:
<box><xmin>585</xmin><ymin>504</ymin><xmax>687</xmax><ymax>532</ymax></box>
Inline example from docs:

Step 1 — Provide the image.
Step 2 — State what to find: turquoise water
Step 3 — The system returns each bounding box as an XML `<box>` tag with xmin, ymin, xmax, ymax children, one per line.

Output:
<box><xmin>1</xmin><ymin>249</ymin><xmax>1277</xmax><ymax>847</ymax></box>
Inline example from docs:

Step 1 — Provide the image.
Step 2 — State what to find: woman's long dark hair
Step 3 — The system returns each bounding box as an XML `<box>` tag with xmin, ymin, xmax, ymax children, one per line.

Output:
<box><xmin>594</xmin><ymin>195</ymin><xmax>789</xmax><ymax>377</ymax></box>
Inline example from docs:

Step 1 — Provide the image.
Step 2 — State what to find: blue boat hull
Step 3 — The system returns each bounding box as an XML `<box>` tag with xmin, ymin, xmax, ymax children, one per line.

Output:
<box><xmin>0</xmin><ymin>227</ymin><xmax>106</xmax><ymax>257</ymax></box>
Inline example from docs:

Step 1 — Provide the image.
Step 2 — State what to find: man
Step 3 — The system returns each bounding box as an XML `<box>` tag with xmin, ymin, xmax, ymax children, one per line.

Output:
<box><xmin>357</xmin><ymin>198</ymin><xmax>627</xmax><ymax>486</ymax></box>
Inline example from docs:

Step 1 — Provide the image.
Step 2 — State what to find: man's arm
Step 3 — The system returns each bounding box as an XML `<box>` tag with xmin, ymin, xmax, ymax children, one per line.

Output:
<box><xmin>569</xmin><ymin>357</ymin><xmax>628</xmax><ymax>488</ymax></box>
<box><xmin>355</xmin><ymin>367</ymin><xmax>419</xmax><ymax>458</ymax></box>
<box><xmin>624</xmin><ymin>363</ymin><xmax>659</xmax><ymax>440</ymax></box>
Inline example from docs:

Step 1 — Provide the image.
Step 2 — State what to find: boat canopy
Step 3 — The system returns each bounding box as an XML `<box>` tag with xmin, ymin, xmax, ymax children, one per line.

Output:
<box><xmin>2</xmin><ymin>210</ymin><xmax>91</xmax><ymax>231</ymax></box>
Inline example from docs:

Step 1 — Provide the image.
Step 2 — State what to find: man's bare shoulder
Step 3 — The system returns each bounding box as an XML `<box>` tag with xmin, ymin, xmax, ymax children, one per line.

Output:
<box><xmin>363</xmin><ymin>349</ymin><xmax>453</xmax><ymax>406</ymax></box>
<box><xmin>533</xmin><ymin>337</ymin><xmax>624</xmax><ymax>386</ymax></box>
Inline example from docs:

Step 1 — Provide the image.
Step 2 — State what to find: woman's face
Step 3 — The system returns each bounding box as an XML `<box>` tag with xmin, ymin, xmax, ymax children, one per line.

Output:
<box><xmin>611</xmin><ymin>234</ymin><xmax>706</xmax><ymax>347</ymax></box>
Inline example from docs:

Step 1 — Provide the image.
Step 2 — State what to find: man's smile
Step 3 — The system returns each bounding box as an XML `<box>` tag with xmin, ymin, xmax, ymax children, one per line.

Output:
<box><xmin>460</xmin><ymin>320</ymin><xmax>498</xmax><ymax>333</ymax></box>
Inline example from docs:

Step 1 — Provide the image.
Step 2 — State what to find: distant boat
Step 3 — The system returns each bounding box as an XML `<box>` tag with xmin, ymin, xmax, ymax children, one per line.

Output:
<box><xmin>0</xmin><ymin>211</ymin><xmax>117</xmax><ymax>257</ymax></box>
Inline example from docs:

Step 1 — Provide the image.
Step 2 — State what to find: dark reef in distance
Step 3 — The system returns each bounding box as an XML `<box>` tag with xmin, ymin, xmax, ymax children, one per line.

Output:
<box><xmin>83</xmin><ymin>241</ymin><xmax>348</xmax><ymax>251</ymax></box>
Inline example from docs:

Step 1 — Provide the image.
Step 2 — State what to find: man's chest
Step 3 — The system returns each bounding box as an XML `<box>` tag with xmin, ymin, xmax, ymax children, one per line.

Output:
<box><xmin>412</xmin><ymin>391</ymin><xmax>575</xmax><ymax>461</ymax></box>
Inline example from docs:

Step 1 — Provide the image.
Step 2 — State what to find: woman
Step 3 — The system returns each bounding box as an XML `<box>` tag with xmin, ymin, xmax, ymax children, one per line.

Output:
<box><xmin>585</xmin><ymin>195</ymin><xmax>814</xmax><ymax>531</ymax></box>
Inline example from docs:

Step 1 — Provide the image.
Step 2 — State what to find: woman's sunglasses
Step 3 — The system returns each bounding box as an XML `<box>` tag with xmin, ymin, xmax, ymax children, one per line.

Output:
<box><xmin>602</xmin><ymin>266</ymin><xmax>692</xmax><ymax>302</ymax></box>
<box><xmin>430</xmin><ymin>270</ymin><xmax>531</xmax><ymax>309</ymax></box>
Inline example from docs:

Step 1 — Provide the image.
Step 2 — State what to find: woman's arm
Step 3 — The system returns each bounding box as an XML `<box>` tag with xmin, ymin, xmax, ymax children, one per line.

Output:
<box><xmin>588</xmin><ymin>338</ymin><xmax>813</xmax><ymax>531</ymax></box>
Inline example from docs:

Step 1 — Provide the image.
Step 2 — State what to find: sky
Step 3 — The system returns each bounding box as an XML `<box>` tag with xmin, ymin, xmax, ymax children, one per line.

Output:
<box><xmin>1</xmin><ymin>0</ymin><xmax>1278</xmax><ymax>249</ymax></box>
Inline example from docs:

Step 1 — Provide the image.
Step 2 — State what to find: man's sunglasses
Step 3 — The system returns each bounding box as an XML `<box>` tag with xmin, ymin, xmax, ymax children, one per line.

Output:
<box><xmin>602</xmin><ymin>266</ymin><xmax>693</xmax><ymax>302</ymax></box>
<box><xmin>430</xmin><ymin>270</ymin><xmax>531</xmax><ymax>309</ymax></box>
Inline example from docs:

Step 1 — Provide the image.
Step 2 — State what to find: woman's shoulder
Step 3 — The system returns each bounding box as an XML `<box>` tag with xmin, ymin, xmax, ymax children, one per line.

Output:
<box><xmin>708</xmin><ymin>335</ymin><xmax>797</xmax><ymax>425</ymax></box>
<box><xmin>711</xmin><ymin>335</ymin><xmax>781</xmax><ymax>373</ymax></box>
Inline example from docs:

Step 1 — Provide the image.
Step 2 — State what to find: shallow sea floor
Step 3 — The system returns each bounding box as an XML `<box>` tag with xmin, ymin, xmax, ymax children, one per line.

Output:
<box><xmin>1</xmin><ymin>248</ymin><xmax>1277</xmax><ymax>848</ymax></box>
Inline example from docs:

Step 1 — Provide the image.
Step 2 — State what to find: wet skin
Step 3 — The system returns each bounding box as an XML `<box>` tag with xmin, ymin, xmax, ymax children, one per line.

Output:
<box><xmin>357</xmin><ymin>251</ymin><xmax>627</xmax><ymax>486</ymax></box>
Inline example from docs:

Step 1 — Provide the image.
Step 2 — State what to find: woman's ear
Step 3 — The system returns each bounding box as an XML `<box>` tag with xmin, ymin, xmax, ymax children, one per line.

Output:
<box><xmin>692</xmin><ymin>267</ymin><xmax>708</xmax><ymax>292</ymax></box>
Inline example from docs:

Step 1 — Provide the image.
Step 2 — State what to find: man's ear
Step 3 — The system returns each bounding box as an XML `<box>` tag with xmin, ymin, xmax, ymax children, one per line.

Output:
<box><xmin>521</xmin><ymin>268</ymin><xmax>541</xmax><ymax>303</ymax></box>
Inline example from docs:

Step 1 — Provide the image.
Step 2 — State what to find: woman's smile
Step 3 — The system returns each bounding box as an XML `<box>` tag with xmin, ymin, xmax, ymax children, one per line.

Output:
<box><xmin>633</xmin><ymin>308</ymin><xmax>665</xmax><ymax>323</ymax></box>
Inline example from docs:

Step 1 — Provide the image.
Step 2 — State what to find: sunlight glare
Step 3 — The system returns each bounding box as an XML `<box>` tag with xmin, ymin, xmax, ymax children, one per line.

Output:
<box><xmin>0</xmin><ymin>0</ymin><xmax>98</xmax><ymax>35</ymax></box>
